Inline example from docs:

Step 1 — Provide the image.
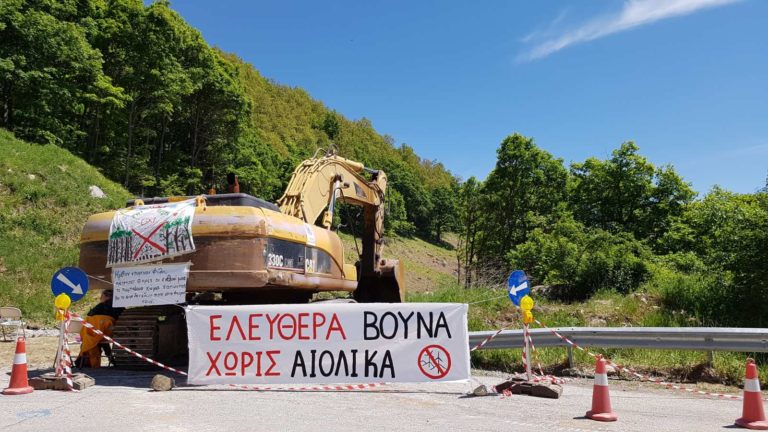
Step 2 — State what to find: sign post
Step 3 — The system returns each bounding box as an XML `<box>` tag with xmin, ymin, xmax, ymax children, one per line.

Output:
<box><xmin>508</xmin><ymin>270</ymin><xmax>535</xmax><ymax>381</ymax></box>
<box><xmin>524</xmin><ymin>324</ymin><xmax>532</xmax><ymax>381</ymax></box>
<box><xmin>520</xmin><ymin>295</ymin><xmax>535</xmax><ymax>381</ymax></box>
<box><xmin>51</xmin><ymin>267</ymin><xmax>88</xmax><ymax>374</ymax></box>
<box><xmin>507</xmin><ymin>270</ymin><xmax>530</xmax><ymax>306</ymax></box>
<box><xmin>51</xmin><ymin>267</ymin><xmax>89</xmax><ymax>302</ymax></box>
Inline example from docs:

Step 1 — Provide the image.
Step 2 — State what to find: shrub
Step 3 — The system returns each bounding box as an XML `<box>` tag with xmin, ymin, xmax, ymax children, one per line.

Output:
<box><xmin>508</xmin><ymin>215</ymin><xmax>651</xmax><ymax>299</ymax></box>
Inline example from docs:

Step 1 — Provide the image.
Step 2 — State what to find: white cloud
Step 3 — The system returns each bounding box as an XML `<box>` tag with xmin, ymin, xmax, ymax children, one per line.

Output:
<box><xmin>519</xmin><ymin>0</ymin><xmax>741</xmax><ymax>62</ymax></box>
<box><xmin>519</xmin><ymin>9</ymin><xmax>569</xmax><ymax>43</ymax></box>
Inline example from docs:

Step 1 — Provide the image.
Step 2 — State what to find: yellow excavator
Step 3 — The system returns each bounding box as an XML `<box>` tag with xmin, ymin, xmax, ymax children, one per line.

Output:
<box><xmin>78</xmin><ymin>150</ymin><xmax>404</xmax><ymax>367</ymax></box>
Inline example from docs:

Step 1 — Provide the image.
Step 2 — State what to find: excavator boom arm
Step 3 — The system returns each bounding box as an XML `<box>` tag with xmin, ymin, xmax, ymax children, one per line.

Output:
<box><xmin>277</xmin><ymin>155</ymin><xmax>386</xmax><ymax>225</ymax></box>
<box><xmin>276</xmin><ymin>153</ymin><xmax>403</xmax><ymax>302</ymax></box>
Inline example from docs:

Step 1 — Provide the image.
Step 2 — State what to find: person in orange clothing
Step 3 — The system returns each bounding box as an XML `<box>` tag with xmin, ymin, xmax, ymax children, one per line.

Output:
<box><xmin>75</xmin><ymin>290</ymin><xmax>124</xmax><ymax>368</ymax></box>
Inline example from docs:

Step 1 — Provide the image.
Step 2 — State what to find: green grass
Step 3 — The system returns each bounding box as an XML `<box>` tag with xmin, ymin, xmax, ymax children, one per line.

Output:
<box><xmin>338</xmin><ymin>231</ymin><xmax>459</xmax><ymax>293</ymax></box>
<box><xmin>409</xmin><ymin>282</ymin><xmax>766</xmax><ymax>386</ymax></box>
<box><xmin>0</xmin><ymin>129</ymin><xmax>132</xmax><ymax>324</ymax></box>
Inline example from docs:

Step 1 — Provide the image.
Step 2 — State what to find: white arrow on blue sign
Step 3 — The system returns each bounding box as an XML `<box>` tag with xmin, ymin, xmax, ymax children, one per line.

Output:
<box><xmin>51</xmin><ymin>267</ymin><xmax>89</xmax><ymax>302</ymax></box>
<box><xmin>507</xmin><ymin>270</ymin><xmax>530</xmax><ymax>306</ymax></box>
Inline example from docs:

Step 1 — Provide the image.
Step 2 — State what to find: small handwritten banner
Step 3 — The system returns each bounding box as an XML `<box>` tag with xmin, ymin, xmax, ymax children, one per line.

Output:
<box><xmin>107</xmin><ymin>199</ymin><xmax>197</xmax><ymax>267</ymax></box>
<box><xmin>112</xmin><ymin>263</ymin><xmax>190</xmax><ymax>307</ymax></box>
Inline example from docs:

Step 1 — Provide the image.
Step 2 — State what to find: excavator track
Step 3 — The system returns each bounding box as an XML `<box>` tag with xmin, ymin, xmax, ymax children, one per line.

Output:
<box><xmin>112</xmin><ymin>305</ymin><xmax>187</xmax><ymax>370</ymax></box>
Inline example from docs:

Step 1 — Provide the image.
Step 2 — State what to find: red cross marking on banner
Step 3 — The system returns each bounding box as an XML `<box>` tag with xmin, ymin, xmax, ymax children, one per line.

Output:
<box><xmin>132</xmin><ymin>222</ymin><xmax>167</xmax><ymax>259</ymax></box>
<box><xmin>417</xmin><ymin>345</ymin><xmax>451</xmax><ymax>379</ymax></box>
<box><xmin>426</xmin><ymin>349</ymin><xmax>445</xmax><ymax>375</ymax></box>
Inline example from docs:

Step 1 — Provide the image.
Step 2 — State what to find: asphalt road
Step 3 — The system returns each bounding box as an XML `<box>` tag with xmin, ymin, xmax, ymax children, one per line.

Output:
<box><xmin>0</xmin><ymin>367</ymin><xmax>750</xmax><ymax>432</ymax></box>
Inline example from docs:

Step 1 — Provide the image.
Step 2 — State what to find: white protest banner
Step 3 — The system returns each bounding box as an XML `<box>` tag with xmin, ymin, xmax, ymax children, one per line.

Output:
<box><xmin>107</xmin><ymin>199</ymin><xmax>197</xmax><ymax>267</ymax></box>
<box><xmin>112</xmin><ymin>263</ymin><xmax>189</xmax><ymax>307</ymax></box>
<box><xmin>186</xmin><ymin>303</ymin><xmax>469</xmax><ymax>385</ymax></box>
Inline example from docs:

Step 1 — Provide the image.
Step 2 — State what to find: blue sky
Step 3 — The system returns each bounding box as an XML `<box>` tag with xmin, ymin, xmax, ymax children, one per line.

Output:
<box><xmin>170</xmin><ymin>0</ymin><xmax>767</xmax><ymax>194</ymax></box>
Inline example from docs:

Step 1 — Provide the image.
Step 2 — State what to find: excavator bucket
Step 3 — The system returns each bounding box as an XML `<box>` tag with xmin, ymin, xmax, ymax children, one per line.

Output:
<box><xmin>355</xmin><ymin>259</ymin><xmax>405</xmax><ymax>303</ymax></box>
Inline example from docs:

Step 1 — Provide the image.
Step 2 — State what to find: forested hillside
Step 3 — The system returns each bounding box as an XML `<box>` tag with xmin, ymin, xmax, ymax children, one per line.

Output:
<box><xmin>0</xmin><ymin>0</ymin><xmax>458</xmax><ymax>238</ymax></box>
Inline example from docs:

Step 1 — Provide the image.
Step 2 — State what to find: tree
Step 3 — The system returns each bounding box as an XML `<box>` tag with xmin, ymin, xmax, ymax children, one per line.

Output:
<box><xmin>0</xmin><ymin>0</ymin><xmax>124</xmax><ymax>146</ymax></box>
<box><xmin>661</xmin><ymin>189</ymin><xmax>768</xmax><ymax>326</ymax></box>
<box><xmin>508</xmin><ymin>214</ymin><xmax>651</xmax><ymax>299</ymax></box>
<box><xmin>383</xmin><ymin>188</ymin><xmax>410</xmax><ymax>235</ymax></box>
<box><xmin>380</xmin><ymin>158</ymin><xmax>433</xmax><ymax>236</ymax></box>
<box><xmin>477</xmin><ymin>133</ymin><xmax>568</xmax><ymax>268</ymax></box>
<box><xmin>176</xmin><ymin>49</ymin><xmax>248</xmax><ymax>194</ymax></box>
<box><xmin>322</xmin><ymin>111</ymin><xmax>341</xmax><ymax>141</ymax></box>
<box><xmin>456</xmin><ymin>176</ymin><xmax>482</xmax><ymax>287</ymax></box>
<box><xmin>569</xmin><ymin>142</ymin><xmax>695</xmax><ymax>246</ymax></box>
<box><xmin>430</xmin><ymin>184</ymin><xmax>458</xmax><ymax>241</ymax></box>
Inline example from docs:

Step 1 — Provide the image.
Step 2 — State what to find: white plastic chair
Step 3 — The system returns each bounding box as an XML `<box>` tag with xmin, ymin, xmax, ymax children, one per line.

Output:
<box><xmin>67</xmin><ymin>319</ymin><xmax>83</xmax><ymax>344</ymax></box>
<box><xmin>0</xmin><ymin>307</ymin><xmax>25</xmax><ymax>341</ymax></box>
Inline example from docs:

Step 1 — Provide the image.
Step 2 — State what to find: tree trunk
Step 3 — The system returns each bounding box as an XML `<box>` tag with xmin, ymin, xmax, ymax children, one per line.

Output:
<box><xmin>1</xmin><ymin>81</ymin><xmax>13</xmax><ymax>128</ymax></box>
<box><xmin>154</xmin><ymin>115</ymin><xmax>167</xmax><ymax>182</ymax></box>
<box><xmin>88</xmin><ymin>107</ymin><xmax>101</xmax><ymax>163</ymax></box>
<box><xmin>190</xmin><ymin>100</ymin><xmax>201</xmax><ymax>169</ymax></box>
<box><xmin>124</xmin><ymin>102</ymin><xmax>137</xmax><ymax>187</ymax></box>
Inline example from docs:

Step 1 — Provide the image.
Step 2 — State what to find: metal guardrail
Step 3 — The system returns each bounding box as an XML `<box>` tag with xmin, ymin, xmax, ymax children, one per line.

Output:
<box><xmin>468</xmin><ymin>327</ymin><xmax>768</xmax><ymax>354</ymax></box>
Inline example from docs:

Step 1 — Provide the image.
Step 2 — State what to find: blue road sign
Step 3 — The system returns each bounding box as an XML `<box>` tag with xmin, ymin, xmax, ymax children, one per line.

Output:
<box><xmin>51</xmin><ymin>267</ymin><xmax>89</xmax><ymax>302</ymax></box>
<box><xmin>507</xmin><ymin>270</ymin><xmax>530</xmax><ymax>306</ymax></box>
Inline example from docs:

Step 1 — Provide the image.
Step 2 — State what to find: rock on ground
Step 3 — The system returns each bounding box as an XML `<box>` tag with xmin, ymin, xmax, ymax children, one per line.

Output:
<box><xmin>89</xmin><ymin>185</ymin><xmax>107</xmax><ymax>198</ymax></box>
<box><xmin>150</xmin><ymin>374</ymin><xmax>175</xmax><ymax>391</ymax></box>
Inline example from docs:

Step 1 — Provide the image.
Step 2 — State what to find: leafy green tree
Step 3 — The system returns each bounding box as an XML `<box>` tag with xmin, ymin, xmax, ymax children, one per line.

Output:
<box><xmin>456</xmin><ymin>176</ymin><xmax>482</xmax><ymax>287</ymax></box>
<box><xmin>430</xmin><ymin>184</ymin><xmax>458</xmax><ymax>241</ymax></box>
<box><xmin>569</xmin><ymin>142</ymin><xmax>694</xmax><ymax>245</ymax></box>
<box><xmin>85</xmin><ymin>1</ymin><xmax>248</xmax><ymax>194</ymax></box>
<box><xmin>508</xmin><ymin>214</ymin><xmax>652</xmax><ymax>298</ymax></box>
<box><xmin>477</xmin><ymin>133</ymin><xmax>568</xmax><ymax>267</ymax></box>
<box><xmin>0</xmin><ymin>0</ymin><xmax>123</xmax><ymax>146</ymax></box>
<box><xmin>661</xmin><ymin>188</ymin><xmax>768</xmax><ymax>325</ymax></box>
<box><xmin>381</xmin><ymin>158</ymin><xmax>433</xmax><ymax>236</ymax></box>
<box><xmin>100</xmin><ymin>1</ymin><xmax>199</xmax><ymax>189</ymax></box>
<box><xmin>322</xmin><ymin>111</ymin><xmax>341</xmax><ymax>141</ymax></box>
<box><xmin>384</xmin><ymin>188</ymin><xmax>411</xmax><ymax>235</ymax></box>
<box><xmin>176</xmin><ymin>49</ymin><xmax>248</xmax><ymax>194</ymax></box>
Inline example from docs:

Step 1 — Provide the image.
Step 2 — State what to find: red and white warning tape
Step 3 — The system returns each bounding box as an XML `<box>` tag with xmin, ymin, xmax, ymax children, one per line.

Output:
<box><xmin>521</xmin><ymin>323</ymin><xmax>529</xmax><ymax>367</ymax></box>
<box><xmin>228</xmin><ymin>383</ymin><xmax>385</xmax><ymax>392</ymax></box>
<box><xmin>470</xmin><ymin>327</ymin><xmax>506</xmax><ymax>352</ymax></box>
<box><xmin>524</xmin><ymin>328</ymin><xmax>566</xmax><ymax>385</ymax></box>
<box><xmin>68</xmin><ymin>312</ymin><xmax>387</xmax><ymax>392</ymax></box>
<box><xmin>533</xmin><ymin>318</ymin><xmax>761</xmax><ymax>401</ymax></box>
<box><xmin>470</xmin><ymin>323</ymin><xmax>566</xmax><ymax>388</ymax></box>
<box><xmin>56</xmin><ymin>316</ymin><xmax>77</xmax><ymax>392</ymax></box>
<box><xmin>525</xmin><ymin>327</ymin><xmax>545</xmax><ymax>377</ymax></box>
<box><xmin>68</xmin><ymin>312</ymin><xmax>189</xmax><ymax>377</ymax></box>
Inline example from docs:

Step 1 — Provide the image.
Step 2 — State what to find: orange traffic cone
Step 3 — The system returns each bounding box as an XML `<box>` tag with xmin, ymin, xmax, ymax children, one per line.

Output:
<box><xmin>586</xmin><ymin>356</ymin><xmax>617</xmax><ymax>422</ymax></box>
<box><xmin>735</xmin><ymin>359</ymin><xmax>768</xmax><ymax>430</ymax></box>
<box><xmin>3</xmin><ymin>337</ymin><xmax>33</xmax><ymax>395</ymax></box>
